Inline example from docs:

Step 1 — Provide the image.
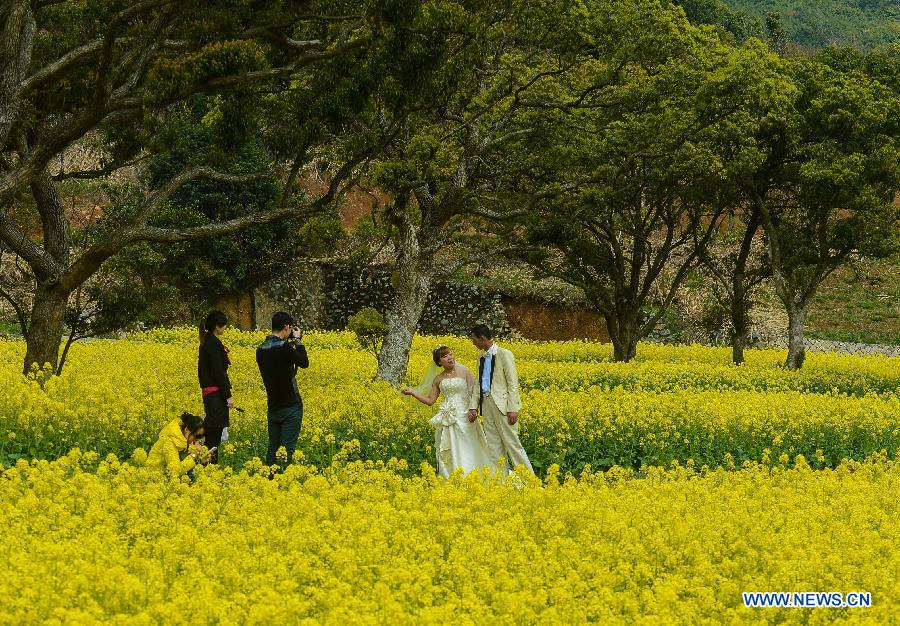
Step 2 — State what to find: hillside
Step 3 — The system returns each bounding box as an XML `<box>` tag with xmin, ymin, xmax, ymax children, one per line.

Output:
<box><xmin>723</xmin><ymin>0</ymin><xmax>899</xmax><ymax>49</ymax></box>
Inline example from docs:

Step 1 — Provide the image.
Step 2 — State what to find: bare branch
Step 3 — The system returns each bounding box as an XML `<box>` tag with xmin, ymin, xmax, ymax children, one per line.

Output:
<box><xmin>0</xmin><ymin>254</ymin><xmax>29</xmax><ymax>336</ymax></box>
<box><xmin>482</xmin><ymin>128</ymin><xmax>532</xmax><ymax>151</ymax></box>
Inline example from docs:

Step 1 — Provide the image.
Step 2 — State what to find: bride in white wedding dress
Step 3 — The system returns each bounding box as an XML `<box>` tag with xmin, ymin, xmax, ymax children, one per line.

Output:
<box><xmin>402</xmin><ymin>345</ymin><xmax>495</xmax><ymax>478</ymax></box>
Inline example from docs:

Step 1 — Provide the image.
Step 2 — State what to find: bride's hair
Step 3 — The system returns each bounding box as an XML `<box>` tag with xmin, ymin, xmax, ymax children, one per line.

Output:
<box><xmin>432</xmin><ymin>345</ymin><xmax>451</xmax><ymax>366</ymax></box>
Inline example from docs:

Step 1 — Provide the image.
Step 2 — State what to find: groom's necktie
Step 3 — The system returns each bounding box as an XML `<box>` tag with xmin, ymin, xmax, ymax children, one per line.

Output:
<box><xmin>478</xmin><ymin>355</ymin><xmax>484</xmax><ymax>407</ymax></box>
<box><xmin>480</xmin><ymin>354</ymin><xmax>491</xmax><ymax>396</ymax></box>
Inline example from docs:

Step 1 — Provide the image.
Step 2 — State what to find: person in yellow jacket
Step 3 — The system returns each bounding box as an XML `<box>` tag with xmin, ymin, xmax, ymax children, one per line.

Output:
<box><xmin>146</xmin><ymin>412</ymin><xmax>208</xmax><ymax>477</ymax></box>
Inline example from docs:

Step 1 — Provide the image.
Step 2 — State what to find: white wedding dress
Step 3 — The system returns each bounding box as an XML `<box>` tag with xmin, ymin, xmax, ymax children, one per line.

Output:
<box><xmin>431</xmin><ymin>377</ymin><xmax>495</xmax><ymax>478</ymax></box>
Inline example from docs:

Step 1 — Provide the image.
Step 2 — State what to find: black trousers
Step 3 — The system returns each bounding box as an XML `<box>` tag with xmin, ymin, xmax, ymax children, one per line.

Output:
<box><xmin>202</xmin><ymin>392</ymin><xmax>229</xmax><ymax>464</ymax></box>
<box><xmin>203</xmin><ymin>426</ymin><xmax>224</xmax><ymax>464</ymax></box>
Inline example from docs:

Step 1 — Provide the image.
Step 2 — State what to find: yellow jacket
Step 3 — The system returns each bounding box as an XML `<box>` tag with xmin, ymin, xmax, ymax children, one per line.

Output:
<box><xmin>146</xmin><ymin>418</ymin><xmax>197</xmax><ymax>477</ymax></box>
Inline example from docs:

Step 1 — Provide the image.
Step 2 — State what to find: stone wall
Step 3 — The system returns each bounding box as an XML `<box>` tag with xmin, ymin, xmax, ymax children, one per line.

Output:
<box><xmin>255</xmin><ymin>263</ymin><xmax>508</xmax><ymax>335</ymax></box>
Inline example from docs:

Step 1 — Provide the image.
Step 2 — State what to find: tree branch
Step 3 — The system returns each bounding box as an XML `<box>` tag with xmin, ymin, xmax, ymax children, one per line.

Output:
<box><xmin>57</xmin><ymin>124</ymin><xmax>390</xmax><ymax>295</ymax></box>
<box><xmin>114</xmin><ymin>36</ymin><xmax>371</xmax><ymax>110</ymax></box>
<box><xmin>52</xmin><ymin>153</ymin><xmax>149</xmax><ymax>181</ymax></box>
<box><xmin>0</xmin><ymin>206</ymin><xmax>60</xmax><ymax>279</ymax></box>
<box><xmin>0</xmin><ymin>279</ymin><xmax>29</xmax><ymax>337</ymax></box>
<box><xmin>31</xmin><ymin>169</ymin><xmax>71</xmax><ymax>266</ymax></box>
<box><xmin>19</xmin><ymin>38</ymin><xmax>105</xmax><ymax>94</ymax></box>
<box><xmin>239</xmin><ymin>27</ymin><xmax>323</xmax><ymax>50</ymax></box>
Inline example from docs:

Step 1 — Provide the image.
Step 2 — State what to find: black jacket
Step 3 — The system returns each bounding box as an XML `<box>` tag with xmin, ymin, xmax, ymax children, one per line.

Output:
<box><xmin>198</xmin><ymin>334</ymin><xmax>232</xmax><ymax>398</ymax></box>
<box><xmin>256</xmin><ymin>335</ymin><xmax>309</xmax><ymax>411</ymax></box>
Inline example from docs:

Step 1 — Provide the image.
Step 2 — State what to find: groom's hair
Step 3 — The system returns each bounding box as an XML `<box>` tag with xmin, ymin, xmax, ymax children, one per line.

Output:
<box><xmin>470</xmin><ymin>324</ymin><xmax>492</xmax><ymax>339</ymax></box>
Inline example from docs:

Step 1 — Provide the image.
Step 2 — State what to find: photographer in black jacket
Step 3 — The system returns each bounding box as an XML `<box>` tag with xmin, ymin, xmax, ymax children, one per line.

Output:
<box><xmin>198</xmin><ymin>310</ymin><xmax>233</xmax><ymax>463</ymax></box>
<box><xmin>256</xmin><ymin>311</ymin><xmax>309</xmax><ymax>468</ymax></box>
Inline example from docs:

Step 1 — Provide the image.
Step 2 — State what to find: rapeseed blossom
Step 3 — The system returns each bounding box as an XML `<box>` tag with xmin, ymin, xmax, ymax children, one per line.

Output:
<box><xmin>1</xmin><ymin>451</ymin><xmax>898</xmax><ymax>623</ymax></box>
<box><xmin>1</xmin><ymin>330</ymin><xmax>898</xmax><ymax>622</ymax></box>
<box><xmin>0</xmin><ymin>330</ymin><xmax>897</xmax><ymax>473</ymax></box>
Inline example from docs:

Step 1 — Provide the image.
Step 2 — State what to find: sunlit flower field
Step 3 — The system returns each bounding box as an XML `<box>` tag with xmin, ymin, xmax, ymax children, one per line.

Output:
<box><xmin>1</xmin><ymin>329</ymin><xmax>898</xmax><ymax>473</ymax></box>
<box><xmin>2</xmin><ymin>330</ymin><xmax>898</xmax><ymax>623</ymax></box>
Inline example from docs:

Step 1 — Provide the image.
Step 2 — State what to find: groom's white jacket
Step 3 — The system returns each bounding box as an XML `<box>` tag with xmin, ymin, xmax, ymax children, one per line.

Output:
<box><xmin>469</xmin><ymin>346</ymin><xmax>522</xmax><ymax>415</ymax></box>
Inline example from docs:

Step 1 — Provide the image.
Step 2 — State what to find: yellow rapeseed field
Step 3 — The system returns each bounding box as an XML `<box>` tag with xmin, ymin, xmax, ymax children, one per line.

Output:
<box><xmin>2</xmin><ymin>330</ymin><xmax>898</xmax><ymax>623</ymax></box>
<box><xmin>0</xmin><ymin>329</ymin><xmax>897</xmax><ymax>472</ymax></box>
<box><xmin>1</xmin><ymin>451</ymin><xmax>898</xmax><ymax>624</ymax></box>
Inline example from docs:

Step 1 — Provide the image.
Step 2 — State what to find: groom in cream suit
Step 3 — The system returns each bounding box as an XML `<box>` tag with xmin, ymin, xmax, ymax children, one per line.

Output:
<box><xmin>467</xmin><ymin>324</ymin><xmax>534</xmax><ymax>475</ymax></box>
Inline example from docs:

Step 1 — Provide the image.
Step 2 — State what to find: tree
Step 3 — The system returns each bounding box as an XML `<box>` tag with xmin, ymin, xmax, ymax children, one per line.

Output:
<box><xmin>864</xmin><ymin>42</ymin><xmax>900</xmax><ymax>94</ymax></box>
<box><xmin>0</xmin><ymin>1</ymin><xmax>442</xmax><ymax>376</ymax></box>
<box><xmin>746</xmin><ymin>59</ymin><xmax>900</xmax><ymax>368</ymax></box>
<box><xmin>135</xmin><ymin>98</ymin><xmax>309</xmax><ymax>298</ymax></box>
<box><xmin>522</xmin><ymin>14</ymin><xmax>786</xmax><ymax>362</ymax></box>
<box><xmin>347</xmin><ymin>307</ymin><xmax>388</xmax><ymax>360</ymax></box>
<box><xmin>356</xmin><ymin>0</ymin><xmax>577</xmax><ymax>384</ymax></box>
<box><xmin>670</xmin><ymin>0</ymin><xmax>760</xmax><ymax>42</ymax></box>
<box><xmin>697</xmin><ymin>203</ymin><xmax>771</xmax><ymax>364</ymax></box>
<box><xmin>766</xmin><ymin>10</ymin><xmax>788</xmax><ymax>56</ymax></box>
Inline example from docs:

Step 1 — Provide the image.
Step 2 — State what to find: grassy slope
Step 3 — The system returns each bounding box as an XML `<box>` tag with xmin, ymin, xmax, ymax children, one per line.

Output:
<box><xmin>805</xmin><ymin>254</ymin><xmax>900</xmax><ymax>345</ymax></box>
<box><xmin>723</xmin><ymin>0</ymin><xmax>899</xmax><ymax>49</ymax></box>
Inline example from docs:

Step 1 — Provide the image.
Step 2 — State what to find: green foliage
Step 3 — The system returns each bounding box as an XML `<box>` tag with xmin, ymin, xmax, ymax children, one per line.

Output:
<box><xmin>142</xmin><ymin>98</ymin><xmax>304</xmax><ymax>297</ymax></box>
<box><xmin>146</xmin><ymin>41</ymin><xmax>268</xmax><ymax>105</ymax></box>
<box><xmin>785</xmin><ymin>58</ymin><xmax>899</xmax><ymax>263</ymax></box>
<box><xmin>863</xmin><ymin>43</ymin><xmax>900</xmax><ymax>92</ymax></box>
<box><xmin>347</xmin><ymin>307</ymin><xmax>388</xmax><ymax>358</ymax></box>
<box><xmin>297</xmin><ymin>216</ymin><xmax>347</xmax><ymax>259</ymax></box>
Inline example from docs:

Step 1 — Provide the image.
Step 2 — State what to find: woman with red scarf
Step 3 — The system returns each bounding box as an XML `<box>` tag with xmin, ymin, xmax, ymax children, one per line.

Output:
<box><xmin>198</xmin><ymin>310</ymin><xmax>234</xmax><ymax>463</ymax></box>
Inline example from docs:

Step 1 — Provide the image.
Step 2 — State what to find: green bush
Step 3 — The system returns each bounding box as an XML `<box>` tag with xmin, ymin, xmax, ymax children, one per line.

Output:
<box><xmin>347</xmin><ymin>308</ymin><xmax>388</xmax><ymax>358</ymax></box>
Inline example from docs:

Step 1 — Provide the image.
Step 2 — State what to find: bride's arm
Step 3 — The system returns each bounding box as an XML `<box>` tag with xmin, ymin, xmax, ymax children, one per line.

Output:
<box><xmin>402</xmin><ymin>379</ymin><xmax>440</xmax><ymax>406</ymax></box>
<box><xmin>463</xmin><ymin>366</ymin><xmax>476</xmax><ymax>398</ymax></box>
<box><xmin>463</xmin><ymin>366</ymin><xmax>480</xmax><ymax>421</ymax></box>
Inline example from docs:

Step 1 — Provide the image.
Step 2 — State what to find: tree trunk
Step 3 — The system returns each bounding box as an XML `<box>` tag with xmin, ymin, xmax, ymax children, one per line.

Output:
<box><xmin>23</xmin><ymin>284</ymin><xmax>68</xmax><ymax>376</ymax></box>
<box><xmin>784</xmin><ymin>304</ymin><xmax>807</xmax><ymax>370</ymax></box>
<box><xmin>376</xmin><ymin>274</ymin><xmax>431</xmax><ymax>385</ymax></box>
<box><xmin>606</xmin><ymin>315</ymin><xmax>639</xmax><ymax>363</ymax></box>
<box><xmin>729</xmin><ymin>211</ymin><xmax>761</xmax><ymax>365</ymax></box>
<box><xmin>0</xmin><ymin>1</ymin><xmax>35</xmax><ymax>151</ymax></box>
<box><xmin>730</xmin><ymin>280</ymin><xmax>749</xmax><ymax>365</ymax></box>
<box><xmin>376</xmin><ymin>263</ymin><xmax>432</xmax><ymax>385</ymax></box>
<box><xmin>731</xmin><ymin>323</ymin><xmax>747</xmax><ymax>365</ymax></box>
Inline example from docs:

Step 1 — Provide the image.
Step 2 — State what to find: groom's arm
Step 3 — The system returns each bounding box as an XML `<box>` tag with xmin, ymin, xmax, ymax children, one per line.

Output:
<box><xmin>467</xmin><ymin>367</ymin><xmax>480</xmax><ymax>413</ymax></box>
<box><xmin>501</xmin><ymin>349</ymin><xmax>522</xmax><ymax>412</ymax></box>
